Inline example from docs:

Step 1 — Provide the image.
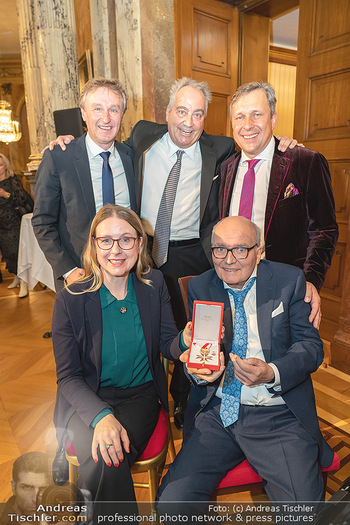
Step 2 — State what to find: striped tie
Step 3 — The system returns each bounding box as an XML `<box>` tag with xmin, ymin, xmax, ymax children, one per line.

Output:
<box><xmin>152</xmin><ymin>150</ymin><xmax>184</xmax><ymax>268</ymax></box>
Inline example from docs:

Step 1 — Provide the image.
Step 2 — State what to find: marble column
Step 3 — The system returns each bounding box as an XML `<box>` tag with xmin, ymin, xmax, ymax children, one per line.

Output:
<box><xmin>16</xmin><ymin>0</ymin><xmax>79</xmax><ymax>170</ymax></box>
<box><xmin>115</xmin><ymin>0</ymin><xmax>175</xmax><ymax>139</ymax></box>
<box><xmin>89</xmin><ymin>0</ymin><xmax>118</xmax><ymax>79</ymax></box>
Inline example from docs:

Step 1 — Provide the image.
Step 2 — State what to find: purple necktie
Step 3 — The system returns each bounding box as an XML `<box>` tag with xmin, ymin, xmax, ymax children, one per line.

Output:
<box><xmin>238</xmin><ymin>159</ymin><xmax>260</xmax><ymax>219</ymax></box>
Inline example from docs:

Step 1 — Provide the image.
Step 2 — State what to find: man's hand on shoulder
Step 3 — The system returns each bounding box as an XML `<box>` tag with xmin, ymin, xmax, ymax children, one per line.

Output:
<box><xmin>304</xmin><ymin>281</ymin><xmax>321</xmax><ymax>330</ymax></box>
<box><xmin>276</xmin><ymin>135</ymin><xmax>304</xmax><ymax>152</ymax></box>
<box><xmin>66</xmin><ymin>268</ymin><xmax>85</xmax><ymax>285</ymax></box>
<box><xmin>232</xmin><ymin>354</ymin><xmax>274</xmax><ymax>386</ymax></box>
<box><xmin>41</xmin><ymin>134</ymin><xmax>75</xmax><ymax>154</ymax></box>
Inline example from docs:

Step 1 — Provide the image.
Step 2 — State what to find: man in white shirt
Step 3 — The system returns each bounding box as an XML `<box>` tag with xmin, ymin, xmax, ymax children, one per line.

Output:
<box><xmin>219</xmin><ymin>81</ymin><xmax>338</xmax><ymax>329</ymax></box>
<box><xmin>125</xmin><ymin>78</ymin><xmax>235</xmax><ymax>427</ymax></box>
<box><xmin>32</xmin><ymin>78</ymin><xmax>136</xmax><ymax>291</ymax></box>
<box><xmin>156</xmin><ymin>216</ymin><xmax>335</xmax><ymax>507</ymax></box>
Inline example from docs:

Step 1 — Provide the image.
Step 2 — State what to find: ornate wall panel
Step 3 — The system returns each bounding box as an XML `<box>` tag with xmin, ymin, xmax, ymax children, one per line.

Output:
<box><xmin>295</xmin><ymin>0</ymin><xmax>350</xmax><ymax>368</ymax></box>
<box><xmin>175</xmin><ymin>0</ymin><xmax>238</xmax><ymax>137</ymax></box>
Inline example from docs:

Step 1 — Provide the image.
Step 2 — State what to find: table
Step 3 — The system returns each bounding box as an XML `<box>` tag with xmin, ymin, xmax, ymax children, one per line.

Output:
<box><xmin>18</xmin><ymin>213</ymin><xmax>55</xmax><ymax>292</ymax></box>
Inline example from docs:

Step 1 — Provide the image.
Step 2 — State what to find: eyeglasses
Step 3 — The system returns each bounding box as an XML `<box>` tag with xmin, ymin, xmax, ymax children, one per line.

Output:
<box><xmin>94</xmin><ymin>236</ymin><xmax>139</xmax><ymax>251</ymax></box>
<box><xmin>211</xmin><ymin>244</ymin><xmax>257</xmax><ymax>260</ymax></box>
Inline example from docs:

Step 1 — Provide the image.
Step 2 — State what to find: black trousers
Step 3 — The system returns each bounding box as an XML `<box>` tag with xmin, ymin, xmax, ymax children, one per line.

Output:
<box><xmin>150</xmin><ymin>238</ymin><xmax>211</xmax><ymax>403</ymax></box>
<box><xmin>67</xmin><ymin>382</ymin><xmax>159</xmax><ymax>515</ymax></box>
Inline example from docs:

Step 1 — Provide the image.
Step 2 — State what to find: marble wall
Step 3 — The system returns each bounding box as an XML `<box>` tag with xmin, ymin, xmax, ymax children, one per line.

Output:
<box><xmin>17</xmin><ymin>0</ymin><xmax>79</xmax><ymax>168</ymax></box>
<box><xmin>114</xmin><ymin>0</ymin><xmax>175</xmax><ymax>139</ymax></box>
<box><xmin>89</xmin><ymin>0</ymin><xmax>118</xmax><ymax>79</ymax></box>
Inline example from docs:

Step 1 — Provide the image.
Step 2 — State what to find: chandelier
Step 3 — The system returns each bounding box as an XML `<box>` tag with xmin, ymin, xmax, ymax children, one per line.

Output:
<box><xmin>0</xmin><ymin>100</ymin><xmax>22</xmax><ymax>144</ymax></box>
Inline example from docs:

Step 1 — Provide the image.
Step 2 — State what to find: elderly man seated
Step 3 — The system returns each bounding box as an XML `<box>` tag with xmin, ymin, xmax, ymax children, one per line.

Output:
<box><xmin>157</xmin><ymin>216</ymin><xmax>335</xmax><ymax>508</ymax></box>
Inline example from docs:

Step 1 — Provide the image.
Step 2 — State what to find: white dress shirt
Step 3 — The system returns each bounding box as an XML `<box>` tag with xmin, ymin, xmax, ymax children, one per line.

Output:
<box><xmin>216</xmin><ymin>268</ymin><xmax>285</xmax><ymax>406</ymax></box>
<box><xmin>63</xmin><ymin>134</ymin><xmax>131</xmax><ymax>278</ymax></box>
<box><xmin>229</xmin><ymin>136</ymin><xmax>275</xmax><ymax>237</ymax></box>
<box><xmin>140</xmin><ymin>133</ymin><xmax>202</xmax><ymax>240</ymax></box>
<box><xmin>86</xmin><ymin>133</ymin><xmax>131</xmax><ymax>211</ymax></box>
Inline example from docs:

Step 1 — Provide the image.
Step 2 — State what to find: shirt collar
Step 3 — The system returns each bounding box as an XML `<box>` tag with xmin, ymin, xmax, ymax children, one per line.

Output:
<box><xmin>223</xmin><ymin>266</ymin><xmax>258</xmax><ymax>292</ymax></box>
<box><xmin>99</xmin><ymin>275</ymin><xmax>136</xmax><ymax>308</ymax></box>
<box><xmin>241</xmin><ymin>136</ymin><xmax>275</xmax><ymax>165</ymax></box>
<box><xmin>163</xmin><ymin>132</ymin><xmax>199</xmax><ymax>161</ymax></box>
<box><xmin>85</xmin><ymin>132</ymin><xmax>116</xmax><ymax>160</ymax></box>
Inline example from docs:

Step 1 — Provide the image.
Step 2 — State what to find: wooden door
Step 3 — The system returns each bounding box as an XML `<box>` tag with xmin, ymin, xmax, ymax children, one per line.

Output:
<box><xmin>294</xmin><ymin>0</ymin><xmax>350</xmax><ymax>348</ymax></box>
<box><xmin>174</xmin><ymin>0</ymin><xmax>239</xmax><ymax>137</ymax></box>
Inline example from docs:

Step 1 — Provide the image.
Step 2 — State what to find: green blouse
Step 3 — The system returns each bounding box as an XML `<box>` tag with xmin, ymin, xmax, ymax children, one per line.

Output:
<box><xmin>91</xmin><ymin>276</ymin><xmax>153</xmax><ymax>428</ymax></box>
<box><xmin>99</xmin><ymin>276</ymin><xmax>152</xmax><ymax>388</ymax></box>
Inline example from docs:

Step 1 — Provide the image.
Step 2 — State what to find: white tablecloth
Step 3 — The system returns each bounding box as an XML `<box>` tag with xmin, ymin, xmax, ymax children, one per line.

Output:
<box><xmin>17</xmin><ymin>213</ymin><xmax>55</xmax><ymax>292</ymax></box>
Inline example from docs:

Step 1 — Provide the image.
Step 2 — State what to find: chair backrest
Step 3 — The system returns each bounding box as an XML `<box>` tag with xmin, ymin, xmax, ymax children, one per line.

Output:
<box><xmin>178</xmin><ymin>275</ymin><xmax>195</xmax><ymax>319</ymax></box>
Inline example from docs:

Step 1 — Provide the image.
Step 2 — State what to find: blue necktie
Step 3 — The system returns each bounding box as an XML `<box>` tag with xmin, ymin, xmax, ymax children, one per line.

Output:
<box><xmin>220</xmin><ymin>277</ymin><xmax>256</xmax><ymax>427</ymax></box>
<box><xmin>100</xmin><ymin>151</ymin><xmax>115</xmax><ymax>205</ymax></box>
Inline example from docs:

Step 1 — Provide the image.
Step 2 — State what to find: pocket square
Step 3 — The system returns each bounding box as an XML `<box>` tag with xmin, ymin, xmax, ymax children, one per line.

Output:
<box><xmin>272</xmin><ymin>301</ymin><xmax>284</xmax><ymax>318</ymax></box>
<box><xmin>284</xmin><ymin>183</ymin><xmax>299</xmax><ymax>199</ymax></box>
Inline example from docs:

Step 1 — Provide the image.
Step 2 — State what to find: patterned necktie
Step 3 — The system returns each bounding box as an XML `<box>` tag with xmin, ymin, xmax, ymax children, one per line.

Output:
<box><xmin>220</xmin><ymin>277</ymin><xmax>256</xmax><ymax>427</ymax></box>
<box><xmin>100</xmin><ymin>151</ymin><xmax>115</xmax><ymax>205</ymax></box>
<box><xmin>238</xmin><ymin>159</ymin><xmax>260</xmax><ymax>219</ymax></box>
<box><xmin>152</xmin><ymin>150</ymin><xmax>184</xmax><ymax>268</ymax></box>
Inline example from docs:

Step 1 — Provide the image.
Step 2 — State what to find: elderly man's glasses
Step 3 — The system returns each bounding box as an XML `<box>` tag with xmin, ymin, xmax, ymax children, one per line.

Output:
<box><xmin>94</xmin><ymin>236</ymin><xmax>138</xmax><ymax>250</ymax></box>
<box><xmin>211</xmin><ymin>244</ymin><xmax>257</xmax><ymax>260</ymax></box>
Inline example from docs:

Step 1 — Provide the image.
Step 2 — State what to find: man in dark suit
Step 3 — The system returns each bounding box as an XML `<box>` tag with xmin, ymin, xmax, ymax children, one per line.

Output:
<box><xmin>157</xmin><ymin>216</ymin><xmax>334</xmax><ymax>509</ymax></box>
<box><xmin>219</xmin><ymin>81</ymin><xmax>338</xmax><ymax>329</ymax></box>
<box><xmin>32</xmin><ymin>78</ymin><xmax>136</xmax><ymax>291</ymax></box>
<box><xmin>124</xmin><ymin>78</ymin><xmax>235</xmax><ymax>427</ymax></box>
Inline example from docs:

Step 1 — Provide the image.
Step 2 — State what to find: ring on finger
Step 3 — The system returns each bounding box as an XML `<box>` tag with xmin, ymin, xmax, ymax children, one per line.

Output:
<box><xmin>106</xmin><ymin>443</ymin><xmax>114</xmax><ymax>450</ymax></box>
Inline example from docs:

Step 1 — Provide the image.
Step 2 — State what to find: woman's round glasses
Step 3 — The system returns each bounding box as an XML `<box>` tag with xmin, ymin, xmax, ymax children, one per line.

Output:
<box><xmin>94</xmin><ymin>236</ymin><xmax>138</xmax><ymax>250</ymax></box>
<box><xmin>211</xmin><ymin>244</ymin><xmax>257</xmax><ymax>260</ymax></box>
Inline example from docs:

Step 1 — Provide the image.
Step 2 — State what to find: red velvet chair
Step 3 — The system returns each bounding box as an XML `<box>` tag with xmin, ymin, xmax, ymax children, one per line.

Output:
<box><xmin>214</xmin><ymin>453</ymin><xmax>340</xmax><ymax>498</ymax></box>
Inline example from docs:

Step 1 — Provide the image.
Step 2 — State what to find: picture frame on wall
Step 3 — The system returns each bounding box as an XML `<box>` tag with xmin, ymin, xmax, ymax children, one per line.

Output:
<box><xmin>78</xmin><ymin>49</ymin><xmax>93</xmax><ymax>93</ymax></box>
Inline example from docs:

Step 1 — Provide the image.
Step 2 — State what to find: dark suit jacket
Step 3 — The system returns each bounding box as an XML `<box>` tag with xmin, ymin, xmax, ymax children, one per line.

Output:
<box><xmin>52</xmin><ymin>269</ymin><xmax>181</xmax><ymax>448</ymax></box>
<box><xmin>32</xmin><ymin>133</ymin><xmax>136</xmax><ymax>290</ymax></box>
<box><xmin>219</xmin><ymin>139</ymin><xmax>338</xmax><ymax>291</ymax></box>
<box><xmin>125</xmin><ymin>120</ymin><xmax>235</xmax><ymax>261</ymax></box>
<box><xmin>184</xmin><ymin>261</ymin><xmax>334</xmax><ymax>467</ymax></box>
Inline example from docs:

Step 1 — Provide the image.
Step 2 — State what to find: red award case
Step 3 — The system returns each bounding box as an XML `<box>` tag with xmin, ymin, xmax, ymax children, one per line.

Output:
<box><xmin>187</xmin><ymin>300</ymin><xmax>224</xmax><ymax>371</ymax></box>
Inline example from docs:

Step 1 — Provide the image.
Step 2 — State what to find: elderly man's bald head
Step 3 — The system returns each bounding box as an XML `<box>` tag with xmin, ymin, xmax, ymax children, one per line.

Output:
<box><xmin>211</xmin><ymin>216</ymin><xmax>262</xmax><ymax>288</ymax></box>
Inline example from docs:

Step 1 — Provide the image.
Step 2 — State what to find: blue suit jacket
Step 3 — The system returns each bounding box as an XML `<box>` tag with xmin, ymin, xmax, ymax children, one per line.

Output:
<box><xmin>32</xmin><ymin>133</ymin><xmax>136</xmax><ymax>290</ymax></box>
<box><xmin>52</xmin><ymin>269</ymin><xmax>181</xmax><ymax>448</ymax></box>
<box><xmin>185</xmin><ymin>260</ymin><xmax>334</xmax><ymax>467</ymax></box>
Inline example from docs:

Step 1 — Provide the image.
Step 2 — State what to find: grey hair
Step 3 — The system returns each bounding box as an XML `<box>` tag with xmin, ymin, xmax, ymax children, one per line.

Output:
<box><xmin>79</xmin><ymin>78</ymin><xmax>128</xmax><ymax>114</ymax></box>
<box><xmin>211</xmin><ymin>217</ymin><xmax>262</xmax><ymax>247</ymax></box>
<box><xmin>168</xmin><ymin>77</ymin><xmax>212</xmax><ymax>116</ymax></box>
<box><xmin>229</xmin><ymin>81</ymin><xmax>277</xmax><ymax>118</ymax></box>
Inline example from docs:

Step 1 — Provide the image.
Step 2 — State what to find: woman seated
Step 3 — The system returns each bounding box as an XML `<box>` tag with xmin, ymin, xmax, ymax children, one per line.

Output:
<box><xmin>52</xmin><ymin>204</ymin><xmax>190</xmax><ymax>512</ymax></box>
